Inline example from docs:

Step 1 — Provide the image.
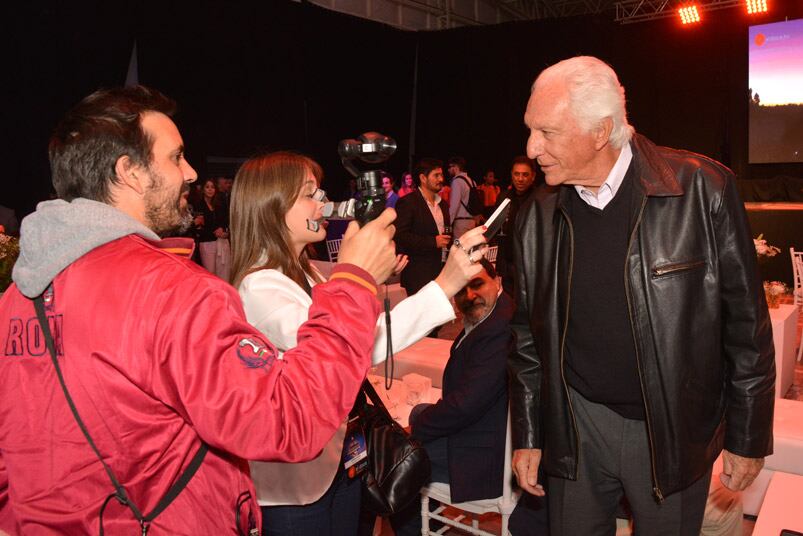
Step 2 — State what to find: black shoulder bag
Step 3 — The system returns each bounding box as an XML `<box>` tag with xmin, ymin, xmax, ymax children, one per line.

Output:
<box><xmin>33</xmin><ymin>295</ymin><xmax>208</xmax><ymax>536</ymax></box>
<box><xmin>358</xmin><ymin>379</ymin><xmax>431</xmax><ymax>515</ymax></box>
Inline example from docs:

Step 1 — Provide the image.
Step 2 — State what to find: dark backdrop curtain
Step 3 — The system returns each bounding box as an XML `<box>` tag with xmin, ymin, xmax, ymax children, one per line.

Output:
<box><xmin>5</xmin><ymin>2</ymin><xmax>136</xmax><ymax>215</ymax></box>
<box><xmin>136</xmin><ymin>1</ymin><xmax>416</xmax><ymax>200</ymax></box>
<box><xmin>5</xmin><ymin>0</ymin><xmax>803</xmax><ymax>213</ymax></box>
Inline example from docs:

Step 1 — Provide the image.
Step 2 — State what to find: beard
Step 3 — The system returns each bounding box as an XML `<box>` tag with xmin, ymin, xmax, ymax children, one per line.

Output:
<box><xmin>457</xmin><ymin>299</ymin><xmax>490</xmax><ymax>324</ymax></box>
<box><xmin>143</xmin><ymin>169</ymin><xmax>192</xmax><ymax>238</ymax></box>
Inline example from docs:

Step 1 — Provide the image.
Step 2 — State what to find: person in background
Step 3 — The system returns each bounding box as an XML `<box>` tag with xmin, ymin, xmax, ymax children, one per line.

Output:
<box><xmin>382</xmin><ymin>174</ymin><xmax>399</xmax><ymax>208</ymax></box>
<box><xmin>438</xmin><ymin>179</ymin><xmax>451</xmax><ymax>207</ymax></box>
<box><xmin>398</xmin><ymin>172</ymin><xmax>416</xmax><ymax>197</ymax></box>
<box><xmin>394</xmin><ymin>158</ymin><xmax>452</xmax><ymax>297</ymax></box>
<box><xmin>390</xmin><ymin>258</ymin><xmax>512</xmax><ymax>536</ymax></box>
<box><xmin>494</xmin><ymin>156</ymin><xmax>536</xmax><ymax>294</ymax></box>
<box><xmin>0</xmin><ymin>85</ymin><xmax>398</xmax><ymax>535</ymax></box>
<box><xmin>215</xmin><ymin>175</ymin><xmax>233</xmax><ymax>210</ymax></box>
<box><xmin>477</xmin><ymin>169</ymin><xmax>500</xmax><ymax>218</ymax></box>
<box><xmin>228</xmin><ymin>151</ymin><xmax>488</xmax><ymax>536</ymax></box>
<box><xmin>192</xmin><ymin>177</ymin><xmax>231</xmax><ymax>281</ymax></box>
<box><xmin>447</xmin><ymin>156</ymin><xmax>478</xmax><ymax>238</ymax></box>
<box><xmin>0</xmin><ymin>206</ymin><xmax>19</xmax><ymax>236</ymax></box>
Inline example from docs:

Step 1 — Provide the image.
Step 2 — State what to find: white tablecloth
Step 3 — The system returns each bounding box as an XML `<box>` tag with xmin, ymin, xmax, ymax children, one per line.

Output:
<box><xmin>714</xmin><ymin>398</ymin><xmax>803</xmax><ymax>516</ymax></box>
<box><xmin>366</xmin><ymin>374</ymin><xmax>442</xmax><ymax>428</ymax></box>
<box><xmin>371</xmin><ymin>337</ymin><xmax>452</xmax><ymax>388</ymax></box>
<box><xmin>770</xmin><ymin>304</ymin><xmax>797</xmax><ymax>398</ymax></box>
<box><xmin>752</xmin><ymin>471</ymin><xmax>803</xmax><ymax>535</ymax></box>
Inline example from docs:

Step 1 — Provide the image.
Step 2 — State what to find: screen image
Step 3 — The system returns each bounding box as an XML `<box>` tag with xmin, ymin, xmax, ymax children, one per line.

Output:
<box><xmin>748</xmin><ymin>17</ymin><xmax>803</xmax><ymax>163</ymax></box>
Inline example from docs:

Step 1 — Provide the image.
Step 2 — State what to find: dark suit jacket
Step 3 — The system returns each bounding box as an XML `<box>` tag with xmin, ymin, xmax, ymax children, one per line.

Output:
<box><xmin>410</xmin><ymin>293</ymin><xmax>513</xmax><ymax>503</ymax></box>
<box><xmin>394</xmin><ymin>189</ymin><xmax>450</xmax><ymax>295</ymax></box>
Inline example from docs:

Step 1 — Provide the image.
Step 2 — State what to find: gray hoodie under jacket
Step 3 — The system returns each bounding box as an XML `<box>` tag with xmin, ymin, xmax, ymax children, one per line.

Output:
<box><xmin>12</xmin><ymin>198</ymin><xmax>159</xmax><ymax>299</ymax></box>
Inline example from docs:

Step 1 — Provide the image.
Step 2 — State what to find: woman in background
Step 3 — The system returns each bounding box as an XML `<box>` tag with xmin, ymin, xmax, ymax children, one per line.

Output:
<box><xmin>229</xmin><ymin>151</ymin><xmax>487</xmax><ymax>536</ymax></box>
<box><xmin>398</xmin><ymin>172</ymin><xmax>415</xmax><ymax>197</ymax></box>
<box><xmin>193</xmin><ymin>178</ymin><xmax>230</xmax><ymax>280</ymax></box>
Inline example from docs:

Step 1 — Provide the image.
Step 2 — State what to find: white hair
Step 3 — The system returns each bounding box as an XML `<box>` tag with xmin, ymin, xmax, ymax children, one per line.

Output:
<box><xmin>533</xmin><ymin>56</ymin><xmax>635</xmax><ymax>149</ymax></box>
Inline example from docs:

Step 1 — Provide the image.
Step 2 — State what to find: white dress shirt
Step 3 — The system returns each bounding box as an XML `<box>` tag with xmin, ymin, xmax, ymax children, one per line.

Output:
<box><xmin>421</xmin><ymin>187</ymin><xmax>445</xmax><ymax>234</ymax></box>
<box><xmin>574</xmin><ymin>143</ymin><xmax>633</xmax><ymax>210</ymax></box>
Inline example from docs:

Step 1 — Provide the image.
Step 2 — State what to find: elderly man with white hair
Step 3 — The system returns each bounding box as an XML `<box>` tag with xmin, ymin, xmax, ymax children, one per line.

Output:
<box><xmin>508</xmin><ymin>56</ymin><xmax>774</xmax><ymax>535</ymax></box>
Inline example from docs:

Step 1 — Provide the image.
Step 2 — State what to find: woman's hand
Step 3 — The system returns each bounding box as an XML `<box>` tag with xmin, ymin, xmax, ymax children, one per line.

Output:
<box><xmin>338</xmin><ymin>209</ymin><xmax>398</xmax><ymax>285</ymax></box>
<box><xmin>434</xmin><ymin>226</ymin><xmax>488</xmax><ymax>298</ymax></box>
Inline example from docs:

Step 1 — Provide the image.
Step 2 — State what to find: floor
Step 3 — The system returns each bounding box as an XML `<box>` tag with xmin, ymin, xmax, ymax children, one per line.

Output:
<box><xmin>377</xmin><ymin>296</ymin><xmax>803</xmax><ymax>535</ymax></box>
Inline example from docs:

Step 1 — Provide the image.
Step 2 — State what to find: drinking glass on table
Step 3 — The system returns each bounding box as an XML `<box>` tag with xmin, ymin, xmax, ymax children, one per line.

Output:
<box><xmin>403</xmin><ymin>374</ymin><xmax>431</xmax><ymax>406</ymax></box>
<box><xmin>441</xmin><ymin>224</ymin><xmax>452</xmax><ymax>263</ymax></box>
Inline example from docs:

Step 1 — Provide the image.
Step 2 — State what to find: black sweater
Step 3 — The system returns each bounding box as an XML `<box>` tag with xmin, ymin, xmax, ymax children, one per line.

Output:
<box><xmin>564</xmin><ymin>170</ymin><xmax>645</xmax><ymax>420</ymax></box>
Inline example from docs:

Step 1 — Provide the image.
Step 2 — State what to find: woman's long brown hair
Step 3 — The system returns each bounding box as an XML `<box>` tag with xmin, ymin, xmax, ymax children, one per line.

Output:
<box><xmin>229</xmin><ymin>151</ymin><xmax>324</xmax><ymax>290</ymax></box>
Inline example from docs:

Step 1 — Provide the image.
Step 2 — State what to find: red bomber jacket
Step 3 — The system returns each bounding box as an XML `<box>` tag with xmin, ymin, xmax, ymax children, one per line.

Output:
<box><xmin>0</xmin><ymin>235</ymin><xmax>379</xmax><ymax>535</ymax></box>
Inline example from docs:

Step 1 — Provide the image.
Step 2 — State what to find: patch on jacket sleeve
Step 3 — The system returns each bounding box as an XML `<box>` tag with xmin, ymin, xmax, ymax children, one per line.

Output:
<box><xmin>237</xmin><ymin>337</ymin><xmax>278</xmax><ymax>369</ymax></box>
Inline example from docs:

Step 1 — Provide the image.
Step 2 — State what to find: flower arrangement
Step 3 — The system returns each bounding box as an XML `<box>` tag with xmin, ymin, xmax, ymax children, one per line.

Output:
<box><xmin>754</xmin><ymin>234</ymin><xmax>781</xmax><ymax>258</ymax></box>
<box><xmin>0</xmin><ymin>229</ymin><xmax>20</xmax><ymax>293</ymax></box>
<box><xmin>763</xmin><ymin>280</ymin><xmax>788</xmax><ymax>308</ymax></box>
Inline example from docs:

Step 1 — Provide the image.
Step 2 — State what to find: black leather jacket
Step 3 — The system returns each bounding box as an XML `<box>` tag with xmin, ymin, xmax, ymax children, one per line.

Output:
<box><xmin>508</xmin><ymin>134</ymin><xmax>775</xmax><ymax>499</ymax></box>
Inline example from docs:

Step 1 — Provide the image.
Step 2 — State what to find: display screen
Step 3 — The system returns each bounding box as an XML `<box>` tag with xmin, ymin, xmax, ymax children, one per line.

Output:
<box><xmin>748</xmin><ymin>18</ymin><xmax>803</xmax><ymax>163</ymax></box>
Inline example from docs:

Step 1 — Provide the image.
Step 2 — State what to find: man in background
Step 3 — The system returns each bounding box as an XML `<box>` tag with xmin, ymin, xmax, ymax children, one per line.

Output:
<box><xmin>394</xmin><ymin>158</ymin><xmax>451</xmax><ymax>296</ymax></box>
<box><xmin>447</xmin><ymin>156</ymin><xmax>479</xmax><ymax>237</ymax></box>
<box><xmin>494</xmin><ymin>156</ymin><xmax>536</xmax><ymax>294</ymax></box>
<box><xmin>391</xmin><ymin>258</ymin><xmax>512</xmax><ymax>536</ymax></box>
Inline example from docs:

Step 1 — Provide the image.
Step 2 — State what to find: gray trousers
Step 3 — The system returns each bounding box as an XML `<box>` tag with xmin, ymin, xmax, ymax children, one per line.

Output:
<box><xmin>548</xmin><ymin>389</ymin><xmax>711</xmax><ymax>536</ymax></box>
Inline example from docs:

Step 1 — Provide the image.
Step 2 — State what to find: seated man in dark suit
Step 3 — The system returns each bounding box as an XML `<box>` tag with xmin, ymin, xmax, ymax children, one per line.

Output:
<box><xmin>390</xmin><ymin>258</ymin><xmax>512</xmax><ymax>536</ymax></box>
<box><xmin>394</xmin><ymin>158</ymin><xmax>451</xmax><ymax>296</ymax></box>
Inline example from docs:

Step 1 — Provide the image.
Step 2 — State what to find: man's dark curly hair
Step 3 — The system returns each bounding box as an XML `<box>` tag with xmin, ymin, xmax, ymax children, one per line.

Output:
<box><xmin>49</xmin><ymin>85</ymin><xmax>176</xmax><ymax>203</ymax></box>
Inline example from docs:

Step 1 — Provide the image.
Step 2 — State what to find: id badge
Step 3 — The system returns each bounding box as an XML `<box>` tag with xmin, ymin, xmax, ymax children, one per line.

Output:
<box><xmin>343</xmin><ymin>416</ymin><xmax>368</xmax><ymax>478</ymax></box>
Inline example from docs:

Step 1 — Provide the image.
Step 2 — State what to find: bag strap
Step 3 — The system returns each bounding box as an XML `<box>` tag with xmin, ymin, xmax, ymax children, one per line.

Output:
<box><xmin>456</xmin><ymin>175</ymin><xmax>474</xmax><ymax>188</ymax></box>
<box><xmin>33</xmin><ymin>294</ymin><xmax>208</xmax><ymax>533</ymax></box>
<box><xmin>456</xmin><ymin>175</ymin><xmax>477</xmax><ymax>215</ymax></box>
<box><xmin>361</xmin><ymin>378</ymin><xmax>396</xmax><ymax>423</ymax></box>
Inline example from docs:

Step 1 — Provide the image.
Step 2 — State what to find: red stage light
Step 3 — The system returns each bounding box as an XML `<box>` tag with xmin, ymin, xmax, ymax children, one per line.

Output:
<box><xmin>746</xmin><ymin>0</ymin><xmax>768</xmax><ymax>14</ymax></box>
<box><xmin>678</xmin><ymin>5</ymin><xmax>701</xmax><ymax>24</ymax></box>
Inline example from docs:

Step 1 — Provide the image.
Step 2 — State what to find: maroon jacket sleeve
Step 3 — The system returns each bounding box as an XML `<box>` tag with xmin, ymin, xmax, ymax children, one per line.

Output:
<box><xmin>152</xmin><ymin>264</ymin><xmax>380</xmax><ymax>463</ymax></box>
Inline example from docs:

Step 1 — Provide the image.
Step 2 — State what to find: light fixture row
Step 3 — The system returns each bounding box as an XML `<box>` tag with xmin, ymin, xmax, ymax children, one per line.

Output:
<box><xmin>678</xmin><ymin>0</ymin><xmax>768</xmax><ymax>24</ymax></box>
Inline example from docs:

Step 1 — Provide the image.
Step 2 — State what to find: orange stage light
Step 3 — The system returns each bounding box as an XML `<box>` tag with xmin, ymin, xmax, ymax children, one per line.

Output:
<box><xmin>678</xmin><ymin>5</ymin><xmax>701</xmax><ymax>24</ymax></box>
<box><xmin>746</xmin><ymin>0</ymin><xmax>768</xmax><ymax>14</ymax></box>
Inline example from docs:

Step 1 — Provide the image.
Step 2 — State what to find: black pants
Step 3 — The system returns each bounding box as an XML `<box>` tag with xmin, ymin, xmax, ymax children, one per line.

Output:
<box><xmin>261</xmin><ymin>464</ymin><xmax>361</xmax><ymax>536</ymax></box>
<box><xmin>548</xmin><ymin>389</ymin><xmax>711</xmax><ymax>536</ymax></box>
<box><xmin>388</xmin><ymin>436</ymin><xmax>449</xmax><ymax>536</ymax></box>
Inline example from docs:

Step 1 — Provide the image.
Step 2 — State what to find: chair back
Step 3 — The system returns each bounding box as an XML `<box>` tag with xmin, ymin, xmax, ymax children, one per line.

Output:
<box><xmin>326</xmin><ymin>239</ymin><xmax>342</xmax><ymax>263</ymax></box>
<box><xmin>419</xmin><ymin>406</ymin><xmax>520</xmax><ymax>535</ymax></box>
<box><xmin>486</xmin><ymin>245</ymin><xmax>499</xmax><ymax>265</ymax></box>
<box><xmin>791</xmin><ymin>248</ymin><xmax>803</xmax><ymax>307</ymax></box>
<box><xmin>499</xmin><ymin>408</ymin><xmax>518</xmax><ymax>509</ymax></box>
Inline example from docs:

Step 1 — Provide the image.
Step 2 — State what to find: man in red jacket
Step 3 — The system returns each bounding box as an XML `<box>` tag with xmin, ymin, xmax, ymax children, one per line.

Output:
<box><xmin>0</xmin><ymin>86</ymin><xmax>397</xmax><ymax>535</ymax></box>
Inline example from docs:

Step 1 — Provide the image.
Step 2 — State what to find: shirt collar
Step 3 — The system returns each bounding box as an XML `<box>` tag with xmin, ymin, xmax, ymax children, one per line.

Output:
<box><xmin>574</xmin><ymin>142</ymin><xmax>633</xmax><ymax>202</ymax></box>
<box><xmin>419</xmin><ymin>187</ymin><xmax>440</xmax><ymax>207</ymax></box>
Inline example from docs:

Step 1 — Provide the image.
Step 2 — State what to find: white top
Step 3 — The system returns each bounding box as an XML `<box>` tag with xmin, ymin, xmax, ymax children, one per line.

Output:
<box><xmin>239</xmin><ymin>265</ymin><xmax>455</xmax><ymax>506</ymax></box>
<box><xmin>574</xmin><ymin>143</ymin><xmax>633</xmax><ymax>210</ymax></box>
